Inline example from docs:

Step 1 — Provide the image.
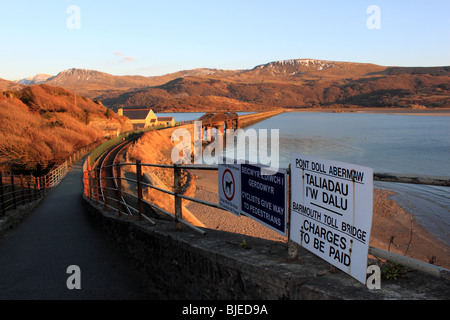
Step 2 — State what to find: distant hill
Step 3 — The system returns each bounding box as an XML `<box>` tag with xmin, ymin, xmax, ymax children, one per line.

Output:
<box><xmin>15</xmin><ymin>68</ymin><xmax>240</xmax><ymax>100</ymax></box>
<box><xmin>17</xmin><ymin>74</ymin><xmax>53</xmax><ymax>85</ymax></box>
<box><xmin>0</xmin><ymin>84</ymin><xmax>131</xmax><ymax>173</ymax></box>
<box><xmin>100</xmin><ymin>60</ymin><xmax>450</xmax><ymax>111</ymax></box>
<box><xmin>10</xmin><ymin>59</ymin><xmax>450</xmax><ymax>112</ymax></box>
<box><xmin>241</xmin><ymin>59</ymin><xmax>387</xmax><ymax>80</ymax></box>
<box><xmin>0</xmin><ymin>77</ymin><xmax>24</xmax><ymax>91</ymax></box>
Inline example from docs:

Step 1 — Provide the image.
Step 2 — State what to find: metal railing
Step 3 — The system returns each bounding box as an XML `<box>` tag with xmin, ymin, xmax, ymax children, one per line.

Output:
<box><xmin>82</xmin><ymin>157</ymin><xmax>450</xmax><ymax>280</ymax></box>
<box><xmin>83</xmin><ymin>159</ymin><xmax>216</xmax><ymax>235</ymax></box>
<box><xmin>0</xmin><ymin>173</ymin><xmax>46</xmax><ymax>214</ymax></box>
<box><xmin>1</xmin><ymin>147</ymin><xmax>92</xmax><ymax>216</ymax></box>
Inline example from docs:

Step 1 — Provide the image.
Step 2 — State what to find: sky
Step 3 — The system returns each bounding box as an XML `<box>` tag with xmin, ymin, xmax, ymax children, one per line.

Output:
<box><xmin>1</xmin><ymin>0</ymin><xmax>449</xmax><ymax>80</ymax></box>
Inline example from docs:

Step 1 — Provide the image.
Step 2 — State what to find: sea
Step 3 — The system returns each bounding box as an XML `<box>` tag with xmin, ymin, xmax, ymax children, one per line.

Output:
<box><xmin>157</xmin><ymin>111</ymin><xmax>450</xmax><ymax>246</ymax></box>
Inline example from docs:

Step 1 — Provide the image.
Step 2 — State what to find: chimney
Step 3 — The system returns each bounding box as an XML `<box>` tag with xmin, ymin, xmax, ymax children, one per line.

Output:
<box><xmin>118</xmin><ymin>108</ymin><xmax>123</xmax><ymax>116</ymax></box>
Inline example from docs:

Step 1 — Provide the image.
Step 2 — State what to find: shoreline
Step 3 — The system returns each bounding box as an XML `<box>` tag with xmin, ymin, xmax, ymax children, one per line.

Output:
<box><xmin>186</xmin><ymin>169</ymin><xmax>450</xmax><ymax>270</ymax></box>
<box><xmin>282</xmin><ymin>107</ymin><xmax>450</xmax><ymax>116</ymax></box>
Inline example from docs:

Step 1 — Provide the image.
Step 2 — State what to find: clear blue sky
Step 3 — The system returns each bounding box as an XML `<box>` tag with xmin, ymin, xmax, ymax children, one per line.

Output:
<box><xmin>1</xmin><ymin>0</ymin><xmax>449</xmax><ymax>80</ymax></box>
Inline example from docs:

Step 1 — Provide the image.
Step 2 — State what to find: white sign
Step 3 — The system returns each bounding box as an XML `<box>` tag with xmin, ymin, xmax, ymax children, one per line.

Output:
<box><xmin>290</xmin><ymin>153</ymin><xmax>373</xmax><ymax>284</ymax></box>
<box><xmin>218</xmin><ymin>162</ymin><xmax>241</xmax><ymax>216</ymax></box>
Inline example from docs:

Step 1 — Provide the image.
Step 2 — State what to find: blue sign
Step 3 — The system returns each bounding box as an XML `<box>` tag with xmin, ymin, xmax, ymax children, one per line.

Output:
<box><xmin>240</xmin><ymin>163</ymin><xmax>287</xmax><ymax>236</ymax></box>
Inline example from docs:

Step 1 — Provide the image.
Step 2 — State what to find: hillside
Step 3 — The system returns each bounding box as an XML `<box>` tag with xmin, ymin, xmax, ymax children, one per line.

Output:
<box><xmin>17</xmin><ymin>68</ymin><xmax>240</xmax><ymax>101</ymax></box>
<box><xmin>99</xmin><ymin>60</ymin><xmax>450</xmax><ymax>112</ymax></box>
<box><xmin>100</xmin><ymin>65</ymin><xmax>450</xmax><ymax>111</ymax></box>
<box><xmin>17</xmin><ymin>74</ymin><xmax>52</xmax><ymax>85</ymax></box>
<box><xmin>0</xmin><ymin>78</ymin><xmax>24</xmax><ymax>91</ymax></box>
<box><xmin>11</xmin><ymin>59</ymin><xmax>450</xmax><ymax>112</ymax></box>
<box><xmin>240</xmin><ymin>59</ymin><xmax>387</xmax><ymax>80</ymax></box>
<box><xmin>0</xmin><ymin>84</ymin><xmax>131</xmax><ymax>173</ymax></box>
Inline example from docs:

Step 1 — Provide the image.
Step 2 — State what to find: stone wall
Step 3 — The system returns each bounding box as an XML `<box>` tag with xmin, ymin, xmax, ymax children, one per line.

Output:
<box><xmin>82</xmin><ymin>197</ymin><xmax>450</xmax><ymax>300</ymax></box>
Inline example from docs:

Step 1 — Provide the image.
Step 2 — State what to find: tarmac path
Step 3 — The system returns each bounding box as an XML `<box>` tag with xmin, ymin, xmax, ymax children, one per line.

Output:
<box><xmin>0</xmin><ymin>159</ymin><xmax>156</xmax><ymax>300</ymax></box>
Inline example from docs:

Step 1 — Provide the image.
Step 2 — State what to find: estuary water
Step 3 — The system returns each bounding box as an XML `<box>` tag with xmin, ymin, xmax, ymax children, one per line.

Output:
<box><xmin>250</xmin><ymin>112</ymin><xmax>450</xmax><ymax>246</ymax></box>
<box><xmin>159</xmin><ymin>111</ymin><xmax>450</xmax><ymax>245</ymax></box>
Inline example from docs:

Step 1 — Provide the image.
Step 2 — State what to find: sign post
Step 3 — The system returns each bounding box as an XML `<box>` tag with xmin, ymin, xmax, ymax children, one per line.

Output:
<box><xmin>290</xmin><ymin>153</ymin><xmax>373</xmax><ymax>284</ymax></box>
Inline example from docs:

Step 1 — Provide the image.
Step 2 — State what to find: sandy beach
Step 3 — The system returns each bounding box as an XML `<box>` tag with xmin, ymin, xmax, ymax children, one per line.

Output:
<box><xmin>185</xmin><ymin>169</ymin><xmax>450</xmax><ymax>270</ymax></box>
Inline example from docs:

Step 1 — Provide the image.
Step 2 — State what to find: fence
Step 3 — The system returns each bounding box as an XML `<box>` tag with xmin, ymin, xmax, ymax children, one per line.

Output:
<box><xmin>0</xmin><ymin>147</ymin><xmax>91</xmax><ymax>216</ymax></box>
<box><xmin>83</xmin><ymin>160</ymin><xmax>214</xmax><ymax>234</ymax></box>
<box><xmin>83</xmin><ymin>157</ymin><xmax>450</xmax><ymax>279</ymax></box>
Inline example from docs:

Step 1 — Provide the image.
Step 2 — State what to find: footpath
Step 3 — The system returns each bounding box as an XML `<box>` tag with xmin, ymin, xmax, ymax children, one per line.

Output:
<box><xmin>0</xmin><ymin>160</ymin><xmax>155</xmax><ymax>300</ymax></box>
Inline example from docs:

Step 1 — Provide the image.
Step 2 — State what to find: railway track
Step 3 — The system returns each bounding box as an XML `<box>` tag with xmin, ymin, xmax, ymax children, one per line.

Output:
<box><xmin>93</xmin><ymin>137</ymin><xmax>157</xmax><ymax>224</ymax></box>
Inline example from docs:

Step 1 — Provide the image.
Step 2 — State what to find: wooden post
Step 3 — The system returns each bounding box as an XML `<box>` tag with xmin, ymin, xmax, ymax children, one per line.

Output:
<box><xmin>174</xmin><ymin>164</ymin><xmax>183</xmax><ymax>230</ymax></box>
<box><xmin>116</xmin><ymin>162</ymin><xmax>122</xmax><ymax>216</ymax></box>
<box><xmin>136</xmin><ymin>160</ymin><xmax>143</xmax><ymax>220</ymax></box>
<box><xmin>287</xmin><ymin>164</ymin><xmax>300</xmax><ymax>259</ymax></box>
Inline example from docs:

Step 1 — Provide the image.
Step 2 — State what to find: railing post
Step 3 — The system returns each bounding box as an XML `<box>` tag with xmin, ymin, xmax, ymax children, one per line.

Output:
<box><xmin>0</xmin><ymin>174</ymin><xmax>5</xmax><ymax>215</ymax></box>
<box><xmin>36</xmin><ymin>176</ymin><xmax>41</xmax><ymax>199</ymax></box>
<box><xmin>174</xmin><ymin>164</ymin><xmax>183</xmax><ymax>230</ymax></box>
<box><xmin>11</xmin><ymin>175</ymin><xmax>16</xmax><ymax>209</ymax></box>
<box><xmin>83</xmin><ymin>168</ymin><xmax>87</xmax><ymax>197</ymax></box>
<box><xmin>95</xmin><ymin>168</ymin><xmax>100</xmax><ymax>205</ymax></box>
<box><xmin>88</xmin><ymin>167</ymin><xmax>93</xmax><ymax>200</ymax></box>
<box><xmin>42</xmin><ymin>176</ymin><xmax>46</xmax><ymax>194</ymax></box>
<box><xmin>102</xmin><ymin>165</ymin><xmax>108</xmax><ymax>211</ymax></box>
<box><xmin>31</xmin><ymin>176</ymin><xmax>36</xmax><ymax>201</ymax></box>
<box><xmin>20</xmin><ymin>175</ymin><xmax>25</xmax><ymax>204</ymax></box>
<box><xmin>116</xmin><ymin>162</ymin><xmax>122</xmax><ymax>217</ymax></box>
<box><xmin>136</xmin><ymin>160</ymin><xmax>143</xmax><ymax>220</ymax></box>
<box><xmin>48</xmin><ymin>171</ymin><xmax>52</xmax><ymax>189</ymax></box>
<box><xmin>25</xmin><ymin>177</ymin><xmax>31</xmax><ymax>203</ymax></box>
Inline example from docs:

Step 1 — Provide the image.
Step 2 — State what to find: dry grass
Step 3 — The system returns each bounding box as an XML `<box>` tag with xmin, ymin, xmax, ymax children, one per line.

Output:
<box><xmin>0</xmin><ymin>84</ymin><xmax>126</xmax><ymax>173</ymax></box>
<box><xmin>126</xmin><ymin>129</ymin><xmax>196</xmax><ymax>218</ymax></box>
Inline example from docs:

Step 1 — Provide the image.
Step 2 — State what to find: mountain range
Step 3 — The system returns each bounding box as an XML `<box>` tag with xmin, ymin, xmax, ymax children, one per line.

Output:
<box><xmin>3</xmin><ymin>59</ymin><xmax>450</xmax><ymax>112</ymax></box>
